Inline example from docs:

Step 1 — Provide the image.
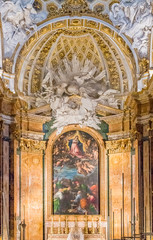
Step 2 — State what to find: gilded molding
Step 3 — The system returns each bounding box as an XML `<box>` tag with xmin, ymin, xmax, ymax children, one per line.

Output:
<box><xmin>27</xmin><ymin>28</ymin><xmax>121</xmax><ymax>93</ymax></box>
<box><xmin>20</xmin><ymin>138</ymin><xmax>46</xmax><ymax>153</ymax></box>
<box><xmin>139</xmin><ymin>58</ymin><xmax>149</xmax><ymax>75</ymax></box>
<box><xmin>106</xmin><ymin>138</ymin><xmax>132</xmax><ymax>154</ymax></box>
<box><xmin>3</xmin><ymin>58</ymin><xmax>13</xmax><ymax>74</ymax></box>
<box><xmin>15</xmin><ymin>15</ymin><xmax>135</xmax><ymax>96</ymax></box>
<box><xmin>46</xmin><ymin>0</ymin><xmax>110</xmax><ymax>21</ymax></box>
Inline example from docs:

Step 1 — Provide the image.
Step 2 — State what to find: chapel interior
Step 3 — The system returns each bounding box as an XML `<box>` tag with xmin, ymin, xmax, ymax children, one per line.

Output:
<box><xmin>0</xmin><ymin>0</ymin><xmax>153</xmax><ymax>239</ymax></box>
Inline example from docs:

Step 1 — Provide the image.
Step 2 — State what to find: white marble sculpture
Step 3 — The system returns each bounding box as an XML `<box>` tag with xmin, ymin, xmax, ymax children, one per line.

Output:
<box><xmin>34</xmin><ymin>56</ymin><xmax>120</xmax><ymax>133</ymax></box>
<box><xmin>109</xmin><ymin>0</ymin><xmax>153</xmax><ymax>57</ymax></box>
<box><xmin>67</xmin><ymin>226</ymin><xmax>84</xmax><ymax>240</ymax></box>
<box><xmin>0</xmin><ymin>0</ymin><xmax>46</xmax><ymax>56</ymax></box>
<box><xmin>50</xmin><ymin>96</ymin><xmax>102</xmax><ymax>134</ymax></box>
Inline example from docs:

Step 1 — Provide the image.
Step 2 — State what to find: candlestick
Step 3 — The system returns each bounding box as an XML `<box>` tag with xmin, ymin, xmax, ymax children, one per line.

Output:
<box><xmin>84</xmin><ymin>213</ymin><xmax>88</xmax><ymax>234</ymax></box>
<box><xmin>75</xmin><ymin>216</ymin><xmax>78</xmax><ymax>227</ymax></box>
<box><xmin>51</xmin><ymin>216</ymin><xmax>54</xmax><ymax>234</ymax></box>
<box><xmin>65</xmin><ymin>216</ymin><xmax>68</xmax><ymax>234</ymax></box>
<box><xmin>96</xmin><ymin>217</ymin><xmax>99</xmax><ymax>234</ymax></box>
<box><xmin>99</xmin><ymin>216</ymin><xmax>102</xmax><ymax>234</ymax></box>
<box><xmin>92</xmin><ymin>217</ymin><xmax>95</xmax><ymax>234</ymax></box>
<box><xmin>58</xmin><ymin>216</ymin><xmax>61</xmax><ymax>234</ymax></box>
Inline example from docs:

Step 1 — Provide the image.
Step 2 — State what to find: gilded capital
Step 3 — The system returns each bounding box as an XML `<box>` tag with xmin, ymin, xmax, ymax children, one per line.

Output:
<box><xmin>20</xmin><ymin>138</ymin><xmax>46</xmax><ymax>153</ymax></box>
<box><xmin>106</xmin><ymin>138</ymin><xmax>132</xmax><ymax>154</ymax></box>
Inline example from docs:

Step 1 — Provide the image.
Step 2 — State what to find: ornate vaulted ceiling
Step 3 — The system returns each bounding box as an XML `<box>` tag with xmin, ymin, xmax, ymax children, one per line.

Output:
<box><xmin>16</xmin><ymin>24</ymin><xmax>135</xmax><ymax>96</ymax></box>
<box><xmin>0</xmin><ymin>0</ymin><xmax>152</xmax><ymax>121</ymax></box>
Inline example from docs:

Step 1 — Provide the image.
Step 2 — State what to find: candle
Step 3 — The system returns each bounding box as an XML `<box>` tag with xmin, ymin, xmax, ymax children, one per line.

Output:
<box><xmin>52</xmin><ymin>216</ymin><xmax>53</xmax><ymax>226</ymax></box>
<box><xmin>99</xmin><ymin>216</ymin><xmax>101</xmax><ymax>234</ymax></box>
<box><xmin>51</xmin><ymin>216</ymin><xmax>53</xmax><ymax>234</ymax></box>
<box><xmin>58</xmin><ymin>216</ymin><xmax>61</xmax><ymax>234</ymax></box>
<box><xmin>65</xmin><ymin>216</ymin><xmax>68</xmax><ymax>234</ymax></box>
<box><xmin>92</xmin><ymin>217</ymin><xmax>95</xmax><ymax>234</ymax></box>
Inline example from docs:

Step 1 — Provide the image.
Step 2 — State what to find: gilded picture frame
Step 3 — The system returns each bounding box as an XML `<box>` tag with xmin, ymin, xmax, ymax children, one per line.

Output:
<box><xmin>45</xmin><ymin>125</ymin><xmax>106</xmax><ymax>221</ymax></box>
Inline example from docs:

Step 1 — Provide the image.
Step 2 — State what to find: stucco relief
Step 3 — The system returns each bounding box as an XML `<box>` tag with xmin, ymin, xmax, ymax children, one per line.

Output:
<box><xmin>67</xmin><ymin>226</ymin><xmax>84</xmax><ymax>240</ymax></box>
<box><xmin>0</xmin><ymin>0</ymin><xmax>152</xmax><ymax>59</ymax></box>
<box><xmin>109</xmin><ymin>0</ymin><xmax>153</xmax><ymax>58</ymax></box>
<box><xmin>0</xmin><ymin>0</ymin><xmax>46</xmax><ymax>56</ymax></box>
<box><xmin>34</xmin><ymin>55</ymin><xmax>120</xmax><ymax>133</ymax></box>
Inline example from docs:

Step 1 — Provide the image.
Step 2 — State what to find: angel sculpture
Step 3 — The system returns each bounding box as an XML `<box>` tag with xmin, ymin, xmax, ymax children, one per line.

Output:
<box><xmin>109</xmin><ymin>0</ymin><xmax>153</xmax><ymax>57</ymax></box>
<box><xmin>0</xmin><ymin>1</ymin><xmax>37</xmax><ymax>31</ymax></box>
<box><xmin>0</xmin><ymin>0</ymin><xmax>37</xmax><ymax>55</ymax></box>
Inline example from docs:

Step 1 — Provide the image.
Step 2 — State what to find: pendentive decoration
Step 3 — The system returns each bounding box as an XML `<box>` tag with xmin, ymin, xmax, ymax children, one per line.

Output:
<box><xmin>109</xmin><ymin>0</ymin><xmax>153</xmax><ymax>58</ymax></box>
<box><xmin>0</xmin><ymin>0</ymin><xmax>46</xmax><ymax>57</ymax></box>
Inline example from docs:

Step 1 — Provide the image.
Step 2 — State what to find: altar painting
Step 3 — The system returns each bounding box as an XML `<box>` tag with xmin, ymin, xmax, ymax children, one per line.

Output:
<box><xmin>53</xmin><ymin>130</ymin><xmax>99</xmax><ymax>215</ymax></box>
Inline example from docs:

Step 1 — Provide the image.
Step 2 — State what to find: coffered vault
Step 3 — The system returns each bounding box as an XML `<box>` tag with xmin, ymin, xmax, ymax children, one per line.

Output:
<box><xmin>16</xmin><ymin>25</ymin><xmax>134</xmax><ymax>97</ymax></box>
<box><xmin>1</xmin><ymin>0</ymin><xmax>151</xmax><ymax>103</ymax></box>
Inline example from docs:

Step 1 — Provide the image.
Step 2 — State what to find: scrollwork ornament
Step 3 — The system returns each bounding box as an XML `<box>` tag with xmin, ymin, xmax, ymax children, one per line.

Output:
<box><xmin>47</xmin><ymin>0</ymin><xmax>91</xmax><ymax>17</ymax></box>
<box><xmin>139</xmin><ymin>58</ymin><xmax>149</xmax><ymax>75</ymax></box>
<box><xmin>3</xmin><ymin>58</ymin><xmax>13</xmax><ymax>74</ymax></box>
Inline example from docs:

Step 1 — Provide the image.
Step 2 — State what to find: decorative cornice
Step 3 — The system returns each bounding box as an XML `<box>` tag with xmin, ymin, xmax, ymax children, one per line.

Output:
<box><xmin>137</xmin><ymin>114</ymin><xmax>153</xmax><ymax>125</ymax></box>
<box><xmin>96</xmin><ymin>104</ymin><xmax>122</xmax><ymax>116</ymax></box>
<box><xmin>100</xmin><ymin>113</ymin><xmax>123</xmax><ymax>124</ymax></box>
<box><xmin>20</xmin><ymin>138</ymin><xmax>46</xmax><ymax>153</ymax></box>
<box><xmin>107</xmin><ymin>131</ymin><xmax>130</xmax><ymax>141</ymax></box>
<box><xmin>106</xmin><ymin>138</ymin><xmax>131</xmax><ymax>154</ymax></box>
<box><xmin>21</xmin><ymin>131</ymin><xmax>45</xmax><ymax>141</ymax></box>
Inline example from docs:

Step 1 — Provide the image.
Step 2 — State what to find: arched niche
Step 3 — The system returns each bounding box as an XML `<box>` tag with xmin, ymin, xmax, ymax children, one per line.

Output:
<box><xmin>45</xmin><ymin>125</ymin><xmax>107</xmax><ymax>222</ymax></box>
